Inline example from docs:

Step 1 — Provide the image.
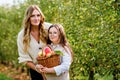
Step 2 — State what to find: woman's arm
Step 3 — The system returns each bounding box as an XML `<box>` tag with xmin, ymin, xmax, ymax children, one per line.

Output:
<box><xmin>26</xmin><ymin>61</ymin><xmax>36</xmax><ymax>71</ymax></box>
<box><xmin>17</xmin><ymin>30</ymin><xmax>33</xmax><ymax>63</ymax></box>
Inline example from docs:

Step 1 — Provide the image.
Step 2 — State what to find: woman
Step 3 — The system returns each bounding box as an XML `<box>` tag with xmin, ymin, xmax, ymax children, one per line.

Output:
<box><xmin>17</xmin><ymin>5</ymin><xmax>51</xmax><ymax>80</ymax></box>
<box><xmin>39</xmin><ymin>24</ymin><xmax>73</xmax><ymax>80</ymax></box>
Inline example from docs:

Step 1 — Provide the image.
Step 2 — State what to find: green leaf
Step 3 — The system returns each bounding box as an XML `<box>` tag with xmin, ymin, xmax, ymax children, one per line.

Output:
<box><xmin>54</xmin><ymin>50</ymin><xmax>64</xmax><ymax>56</ymax></box>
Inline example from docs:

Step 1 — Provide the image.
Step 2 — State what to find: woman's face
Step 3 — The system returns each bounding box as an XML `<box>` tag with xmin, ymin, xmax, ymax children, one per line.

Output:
<box><xmin>30</xmin><ymin>9</ymin><xmax>41</xmax><ymax>27</ymax></box>
<box><xmin>49</xmin><ymin>27</ymin><xmax>60</xmax><ymax>44</ymax></box>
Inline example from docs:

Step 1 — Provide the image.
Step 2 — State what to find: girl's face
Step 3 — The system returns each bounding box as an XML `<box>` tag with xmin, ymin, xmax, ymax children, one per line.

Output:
<box><xmin>49</xmin><ymin>27</ymin><xmax>60</xmax><ymax>44</ymax></box>
<box><xmin>30</xmin><ymin>9</ymin><xmax>41</xmax><ymax>27</ymax></box>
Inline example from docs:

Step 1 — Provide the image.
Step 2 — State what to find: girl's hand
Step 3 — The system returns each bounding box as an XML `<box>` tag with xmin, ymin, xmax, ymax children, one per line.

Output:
<box><xmin>42</xmin><ymin>67</ymin><xmax>55</xmax><ymax>73</ymax></box>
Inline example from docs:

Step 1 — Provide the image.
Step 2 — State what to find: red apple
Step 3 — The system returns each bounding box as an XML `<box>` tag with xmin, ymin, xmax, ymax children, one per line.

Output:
<box><xmin>44</xmin><ymin>47</ymin><xmax>51</xmax><ymax>54</ymax></box>
<box><xmin>44</xmin><ymin>47</ymin><xmax>52</xmax><ymax>57</ymax></box>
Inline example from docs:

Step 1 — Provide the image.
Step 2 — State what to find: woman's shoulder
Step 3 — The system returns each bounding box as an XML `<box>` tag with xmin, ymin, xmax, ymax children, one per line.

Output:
<box><xmin>17</xmin><ymin>29</ymin><xmax>24</xmax><ymax>38</ymax></box>
<box><xmin>43</xmin><ymin>22</ymin><xmax>52</xmax><ymax>30</ymax></box>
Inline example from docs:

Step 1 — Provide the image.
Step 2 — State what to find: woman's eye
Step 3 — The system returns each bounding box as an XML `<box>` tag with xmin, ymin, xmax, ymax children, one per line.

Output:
<box><xmin>37</xmin><ymin>14</ymin><xmax>40</xmax><ymax>17</ymax></box>
<box><xmin>31</xmin><ymin>15</ymin><xmax>35</xmax><ymax>17</ymax></box>
<box><xmin>31</xmin><ymin>14</ymin><xmax>40</xmax><ymax>17</ymax></box>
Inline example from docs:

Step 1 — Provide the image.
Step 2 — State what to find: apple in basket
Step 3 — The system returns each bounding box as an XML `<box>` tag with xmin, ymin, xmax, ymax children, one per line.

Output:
<box><xmin>38</xmin><ymin>51</ymin><xmax>42</xmax><ymax>57</ymax></box>
<box><xmin>43</xmin><ymin>46</ymin><xmax>53</xmax><ymax>57</ymax></box>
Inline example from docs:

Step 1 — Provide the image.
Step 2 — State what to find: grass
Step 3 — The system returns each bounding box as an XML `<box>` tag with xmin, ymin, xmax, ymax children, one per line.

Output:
<box><xmin>0</xmin><ymin>73</ymin><xmax>13</xmax><ymax>80</ymax></box>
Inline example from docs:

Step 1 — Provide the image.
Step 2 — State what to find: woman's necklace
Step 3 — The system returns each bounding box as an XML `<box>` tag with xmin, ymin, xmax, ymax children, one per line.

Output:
<box><xmin>38</xmin><ymin>41</ymin><xmax>42</xmax><ymax>50</ymax></box>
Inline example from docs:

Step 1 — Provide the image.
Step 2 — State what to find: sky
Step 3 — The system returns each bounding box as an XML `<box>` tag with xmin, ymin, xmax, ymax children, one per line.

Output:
<box><xmin>0</xmin><ymin>0</ymin><xmax>24</xmax><ymax>6</ymax></box>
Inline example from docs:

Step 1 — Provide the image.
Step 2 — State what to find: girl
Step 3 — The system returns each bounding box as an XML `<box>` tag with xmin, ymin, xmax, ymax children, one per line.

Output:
<box><xmin>40</xmin><ymin>24</ymin><xmax>73</xmax><ymax>80</ymax></box>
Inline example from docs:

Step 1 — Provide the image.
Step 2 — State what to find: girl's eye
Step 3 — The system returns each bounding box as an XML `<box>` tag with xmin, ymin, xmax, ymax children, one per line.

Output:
<box><xmin>49</xmin><ymin>32</ymin><xmax>52</xmax><ymax>34</ymax></box>
<box><xmin>53</xmin><ymin>32</ymin><xmax>57</xmax><ymax>34</ymax></box>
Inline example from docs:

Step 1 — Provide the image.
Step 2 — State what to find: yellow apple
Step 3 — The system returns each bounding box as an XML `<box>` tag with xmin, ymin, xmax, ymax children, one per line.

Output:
<box><xmin>38</xmin><ymin>51</ymin><xmax>42</xmax><ymax>57</ymax></box>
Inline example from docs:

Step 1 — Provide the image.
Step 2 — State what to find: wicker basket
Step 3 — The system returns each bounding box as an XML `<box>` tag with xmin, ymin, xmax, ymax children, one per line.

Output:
<box><xmin>37</xmin><ymin>54</ymin><xmax>60</xmax><ymax>68</ymax></box>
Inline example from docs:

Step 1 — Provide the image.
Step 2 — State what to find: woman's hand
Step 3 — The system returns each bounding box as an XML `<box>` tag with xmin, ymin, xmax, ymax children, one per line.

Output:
<box><xmin>35</xmin><ymin>64</ymin><xmax>44</xmax><ymax>73</ymax></box>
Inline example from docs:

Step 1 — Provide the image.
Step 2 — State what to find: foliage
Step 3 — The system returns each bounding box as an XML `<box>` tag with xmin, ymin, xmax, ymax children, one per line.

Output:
<box><xmin>0</xmin><ymin>0</ymin><xmax>120</xmax><ymax>79</ymax></box>
<box><xmin>0</xmin><ymin>73</ymin><xmax>13</xmax><ymax>80</ymax></box>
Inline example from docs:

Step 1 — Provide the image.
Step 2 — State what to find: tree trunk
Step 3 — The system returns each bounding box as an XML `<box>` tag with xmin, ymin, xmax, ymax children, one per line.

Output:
<box><xmin>113</xmin><ymin>69</ymin><xmax>118</xmax><ymax>80</ymax></box>
<box><xmin>89</xmin><ymin>69</ymin><xmax>94</xmax><ymax>80</ymax></box>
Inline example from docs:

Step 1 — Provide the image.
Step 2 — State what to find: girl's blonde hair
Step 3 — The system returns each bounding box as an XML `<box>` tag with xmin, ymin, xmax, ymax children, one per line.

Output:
<box><xmin>22</xmin><ymin>5</ymin><xmax>47</xmax><ymax>53</ymax></box>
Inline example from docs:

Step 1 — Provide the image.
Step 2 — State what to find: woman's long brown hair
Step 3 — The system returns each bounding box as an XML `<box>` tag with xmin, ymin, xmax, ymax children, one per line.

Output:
<box><xmin>22</xmin><ymin>5</ymin><xmax>47</xmax><ymax>53</ymax></box>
